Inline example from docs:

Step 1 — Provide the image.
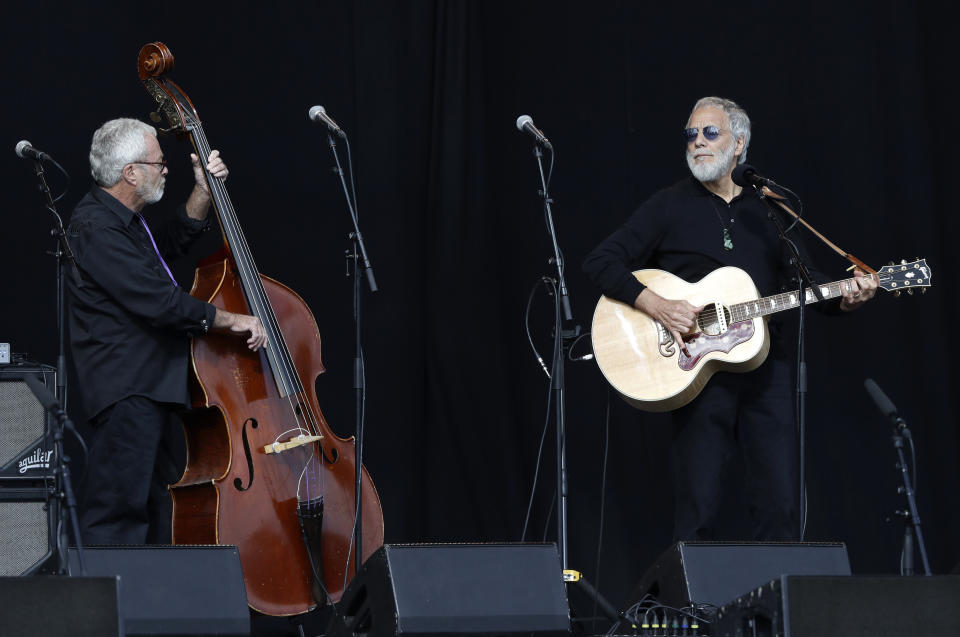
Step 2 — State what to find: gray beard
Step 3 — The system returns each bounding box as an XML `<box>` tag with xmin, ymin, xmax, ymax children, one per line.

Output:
<box><xmin>686</xmin><ymin>140</ymin><xmax>736</xmax><ymax>183</ymax></box>
<box><xmin>137</xmin><ymin>179</ymin><xmax>165</xmax><ymax>205</ymax></box>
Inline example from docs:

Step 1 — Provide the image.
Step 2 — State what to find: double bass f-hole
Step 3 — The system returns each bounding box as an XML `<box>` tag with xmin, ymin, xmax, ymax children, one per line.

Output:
<box><xmin>293</xmin><ymin>401</ymin><xmax>337</xmax><ymax>464</ymax></box>
<box><xmin>234</xmin><ymin>417</ymin><xmax>258</xmax><ymax>492</ymax></box>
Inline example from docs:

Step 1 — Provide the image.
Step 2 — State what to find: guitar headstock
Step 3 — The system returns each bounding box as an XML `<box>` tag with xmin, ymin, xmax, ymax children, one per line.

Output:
<box><xmin>137</xmin><ymin>42</ymin><xmax>198</xmax><ymax>137</ymax></box>
<box><xmin>876</xmin><ymin>258</ymin><xmax>932</xmax><ymax>295</ymax></box>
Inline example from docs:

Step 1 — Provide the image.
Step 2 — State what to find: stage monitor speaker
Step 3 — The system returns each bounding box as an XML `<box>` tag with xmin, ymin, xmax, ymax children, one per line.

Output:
<box><xmin>0</xmin><ymin>363</ymin><xmax>58</xmax><ymax>576</ymax></box>
<box><xmin>68</xmin><ymin>545</ymin><xmax>250</xmax><ymax>636</ymax></box>
<box><xmin>330</xmin><ymin>543</ymin><xmax>570</xmax><ymax>637</ymax></box>
<box><xmin>628</xmin><ymin>541</ymin><xmax>851</xmax><ymax>610</ymax></box>
<box><xmin>715</xmin><ymin>575</ymin><xmax>960</xmax><ymax>637</ymax></box>
<box><xmin>0</xmin><ymin>575</ymin><xmax>122</xmax><ymax>636</ymax></box>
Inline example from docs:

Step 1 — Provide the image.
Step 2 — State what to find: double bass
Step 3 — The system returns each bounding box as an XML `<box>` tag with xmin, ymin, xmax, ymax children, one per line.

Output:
<box><xmin>136</xmin><ymin>43</ymin><xmax>384</xmax><ymax>616</ymax></box>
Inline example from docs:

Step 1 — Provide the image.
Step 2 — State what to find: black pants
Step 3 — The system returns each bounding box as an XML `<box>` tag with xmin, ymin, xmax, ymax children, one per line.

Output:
<box><xmin>670</xmin><ymin>357</ymin><xmax>799</xmax><ymax>541</ymax></box>
<box><xmin>80</xmin><ymin>396</ymin><xmax>183</xmax><ymax>545</ymax></box>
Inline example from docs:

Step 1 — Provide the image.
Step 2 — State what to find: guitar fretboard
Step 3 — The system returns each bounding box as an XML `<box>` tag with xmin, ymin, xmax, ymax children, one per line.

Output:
<box><xmin>728</xmin><ymin>274</ymin><xmax>878</xmax><ymax>323</ymax></box>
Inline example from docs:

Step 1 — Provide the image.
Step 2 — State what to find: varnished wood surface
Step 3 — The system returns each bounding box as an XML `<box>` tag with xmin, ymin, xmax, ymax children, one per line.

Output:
<box><xmin>173</xmin><ymin>261</ymin><xmax>384</xmax><ymax>616</ymax></box>
<box><xmin>591</xmin><ymin>267</ymin><xmax>769</xmax><ymax>412</ymax></box>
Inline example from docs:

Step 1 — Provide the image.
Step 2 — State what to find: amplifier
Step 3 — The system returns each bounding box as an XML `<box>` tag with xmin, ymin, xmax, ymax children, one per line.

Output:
<box><xmin>0</xmin><ymin>362</ymin><xmax>58</xmax><ymax>576</ymax></box>
<box><xmin>715</xmin><ymin>575</ymin><xmax>960</xmax><ymax>637</ymax></box>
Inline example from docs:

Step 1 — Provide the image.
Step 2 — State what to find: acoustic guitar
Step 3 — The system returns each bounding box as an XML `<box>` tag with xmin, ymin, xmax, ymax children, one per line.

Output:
<box><xmin>590</xmin><ymin>259</ymin><xmax>931</xmax><ymax>412</ymax></box>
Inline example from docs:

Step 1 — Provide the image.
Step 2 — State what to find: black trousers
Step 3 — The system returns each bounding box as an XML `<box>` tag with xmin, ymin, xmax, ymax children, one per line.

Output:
<box><xmin>80</xmin><ymin>396</ymin><xmax>183</xmax><ymax>545</ymax></box>
<box><xmin>670</xmin><ymin>356</ymin><xmax>799</xmax><ymax>541</ymax></box>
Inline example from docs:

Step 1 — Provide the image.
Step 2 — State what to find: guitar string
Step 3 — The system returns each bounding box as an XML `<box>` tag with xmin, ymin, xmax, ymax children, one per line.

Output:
<box><xmin>693</xmin><ymin>271</ymin><xmax>901</xmax><ymax>329</ymax></box>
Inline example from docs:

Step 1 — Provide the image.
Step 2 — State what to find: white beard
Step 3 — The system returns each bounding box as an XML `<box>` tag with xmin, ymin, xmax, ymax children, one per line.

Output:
<box><xmin>136</xmin><ymin>177</ymin><xmax>165</xmax><ymax>204</ymax></box>
<box><xmin>686</xmin><ymin>138</ymin><xmax>736</xmax><ymax>183</ymax></box>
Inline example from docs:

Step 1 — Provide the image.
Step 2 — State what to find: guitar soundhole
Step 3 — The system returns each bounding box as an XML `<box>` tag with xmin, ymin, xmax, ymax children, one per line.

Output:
<box><xmin>697</xmin><ymin>304</ymin><xmax>731</xmax><ymax>336</ymax></box>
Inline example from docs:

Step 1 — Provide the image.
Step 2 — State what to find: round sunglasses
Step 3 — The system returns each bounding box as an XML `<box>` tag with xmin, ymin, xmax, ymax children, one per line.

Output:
<box><xmin>682</xmin><ymin>126</ymin><xmax>725</xmax><ymax>143</ymax></box>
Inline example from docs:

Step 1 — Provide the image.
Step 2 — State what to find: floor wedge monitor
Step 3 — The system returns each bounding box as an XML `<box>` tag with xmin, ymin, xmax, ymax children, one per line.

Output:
<box><xmin>628</xmin><ymin>541</ymin><xmax>851</xmax><ymax>610</ymax></box>
<box><xmin>330</xmin><ymin>543</ymin><xmax>570</xmax><ymax>637</ymax></box>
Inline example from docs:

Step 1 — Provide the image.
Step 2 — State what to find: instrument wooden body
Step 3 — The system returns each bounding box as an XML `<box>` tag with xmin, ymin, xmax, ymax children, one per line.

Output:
<box><xmin>592</xmin><ymin>260</ymin><xmax>931</xmax><ymax>412</ymax></box>
<box><xmin>175</xmin><ymin>263</ymin><xmax>383</xmax><ymax>614</ymax></box>
<box><xmin>592</xmin><ymin>267</ymin><xmax>768</xmax><ymax>412</ymax></box>
<box><xmin>136</xmin><ymin>42</ymin><xmax>383</xmax><ymax>616</ymax></box>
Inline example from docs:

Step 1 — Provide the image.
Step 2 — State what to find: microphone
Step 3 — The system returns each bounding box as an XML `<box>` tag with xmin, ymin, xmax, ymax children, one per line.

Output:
<box><xmin>731</xmin><ymin>163</ymin><xmax>777</xmax><ymax>188</ymax></box>
<box><xmin>15</xmin><ymin>140</ymin><xmax>52</xmax><ymax>162</ymax></box>
<box><xmin>864</xmin><ymin>378</ymin><xmax>906</xmax><ymax>427</ymax></box>
<box><xmin>308</xmin><ymin>105</ymin><xmax>346</xmax><ymax>138</ymax></box>
<box><xmin>515</xmin><ymin>115</ymin><xmax>552</xmax><ymax>150</ymax></box>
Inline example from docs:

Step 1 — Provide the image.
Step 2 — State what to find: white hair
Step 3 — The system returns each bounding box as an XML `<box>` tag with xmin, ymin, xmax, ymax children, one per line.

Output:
<box><xmin>689</xmin><ymin>96</ymin><xmax>751</xmax><ymax>164</ymax></box>
<box><xmin>89</xmin><ymin>118</ymin><xmax>157</xmax><ymax>187</ymax></box>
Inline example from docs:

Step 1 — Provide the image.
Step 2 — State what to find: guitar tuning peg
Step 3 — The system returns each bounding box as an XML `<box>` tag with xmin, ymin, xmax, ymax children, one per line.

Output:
<box><xmin>894</xmin><ymin>291</ymin><xmax>901</xmax><ymax>297</ymax></box>
<box><xmin>921</xmin><ymin>288</ymin><xmax>928</xmax><ymax>294</ymax></box>
<box><xmin>888</xmin><ymin>261</ymin><xmax>895</xmax><ymax>266</ymax></box>
<box><xmin>901</xmin><ymin>259</ymin><xmax>907</xmax><ymax>264</ymax></box>
<box><xmin>907</xmin><ymin>289</ymin><xmax>914</xmax><ymax>296</ymax></box>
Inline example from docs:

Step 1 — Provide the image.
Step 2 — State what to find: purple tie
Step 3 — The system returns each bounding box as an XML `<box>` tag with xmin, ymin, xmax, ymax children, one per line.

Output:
<box><xmin>136</xmin><ymin>213</ymin><xmax>177</xmax><ymax>285</ymax></box>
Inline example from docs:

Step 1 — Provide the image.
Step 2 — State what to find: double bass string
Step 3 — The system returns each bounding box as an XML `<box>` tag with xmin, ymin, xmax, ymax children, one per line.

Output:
<box><xmin>187</xmin><ymin>114</ymin><xmax>328</xmax><ymax>503</ymax></box>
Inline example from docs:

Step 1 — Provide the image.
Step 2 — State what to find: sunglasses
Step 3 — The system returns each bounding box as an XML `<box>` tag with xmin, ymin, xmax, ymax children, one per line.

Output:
<box><xmin>683</xmin><ymin>126</ymin><xmax>724</xmax><ymax>143</ymax></box>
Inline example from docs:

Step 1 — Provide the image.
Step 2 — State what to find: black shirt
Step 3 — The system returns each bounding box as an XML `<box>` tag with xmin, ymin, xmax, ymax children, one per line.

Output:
<box><xmin>583</xmin><ymin>176</ymin><xmax>838</xmax><ymax>352</ymax></box>
<box><xmin>67</xmin><ymin>187</ymin><xmax>217</xmax><ymax>419</ymax></box>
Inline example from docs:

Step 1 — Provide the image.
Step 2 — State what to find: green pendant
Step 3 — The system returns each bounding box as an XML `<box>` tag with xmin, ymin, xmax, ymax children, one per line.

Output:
<box><xmin>722</xmin><ymin>228</ymin><xmax>734</xmax><ymax>251</ymax></box>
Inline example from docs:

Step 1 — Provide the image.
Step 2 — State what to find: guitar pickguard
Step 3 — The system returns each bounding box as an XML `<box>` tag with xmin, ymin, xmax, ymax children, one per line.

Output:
<box><xmin>677</xmin><ymin>320</ymin><xmax>755</xmax><ymax>371</ymax></box>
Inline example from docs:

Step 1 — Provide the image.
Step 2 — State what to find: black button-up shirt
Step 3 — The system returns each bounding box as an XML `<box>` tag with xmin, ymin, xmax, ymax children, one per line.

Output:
<box><xmin>67</xmin><ymin>187</ymin><xmax>217</xmax><ymax>419</ymax></box>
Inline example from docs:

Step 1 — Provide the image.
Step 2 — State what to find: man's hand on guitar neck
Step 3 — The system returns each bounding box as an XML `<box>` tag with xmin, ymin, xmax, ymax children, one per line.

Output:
<box><xmin>635</xmin><ymin>288</ymin><xmax>704</xmax><ymax>356</ymax></box>
<box><xmin>839</xmin><ymin>269</ymin><xmax>878</xmax><ymax>311</ymax></box>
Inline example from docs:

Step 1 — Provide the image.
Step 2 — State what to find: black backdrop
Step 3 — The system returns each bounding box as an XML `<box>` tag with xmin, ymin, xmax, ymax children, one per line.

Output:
<box><xmin>2</xmin><ymin>0</ymin><xmax>957</xmax><ymax>616</ymax></box>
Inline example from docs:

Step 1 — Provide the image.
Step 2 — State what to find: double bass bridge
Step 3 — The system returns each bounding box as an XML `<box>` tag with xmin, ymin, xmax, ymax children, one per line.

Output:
<box><xmin>264</xmin><ymin>434</ymin><xmax>324</xmax><ymax>455</ymax></box>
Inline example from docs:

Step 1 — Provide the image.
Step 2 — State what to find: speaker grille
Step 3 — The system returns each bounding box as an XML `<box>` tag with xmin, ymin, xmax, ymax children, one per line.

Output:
<box><xmin>0</xmin><ymin>365</ymin><xmax>57</xmax><ymax>576</ymax></box>
<box><xmin>0</xmin><ymin>501</ymin><xmax>49</xmax><ymax>575</ymax></box>
<box><xmin>0</xmin><ymin>379</ymin><xmax>47</xmax><ymax>467</ymax></box>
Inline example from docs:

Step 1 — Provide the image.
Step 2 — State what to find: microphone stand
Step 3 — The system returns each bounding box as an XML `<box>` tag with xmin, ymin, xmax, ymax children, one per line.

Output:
<box><xmin>890</xmin><ymin>420</ymin><xmax>931</xmax><ymax>575</ymax></box>
<box><xmin>26</xmin><ymin>156</ymin><xmax>83</xmax><ymax>573</ymax></box>
<box><xmin>325</xmin><ymin>132</ymin><xmax>377</xmax><ymax>577</ymax></box>
<box><xmin>32</xmin><ymin>157</ymin><xmax>75</xmax><ymax>409</ymax></box>
<box><xmin>531</xmin><ymin>144</ymin><xmax>572</xmax><ymax>567</ymax></box>
<box><xmin>755</xmin><ymin>186</ymin><xmax>821</xmax><ymax>540</ymax></box>
<box><xmin>528</xmin><ymin>144</ymin><xmax>619</xmax><ymax>628</ymax></box>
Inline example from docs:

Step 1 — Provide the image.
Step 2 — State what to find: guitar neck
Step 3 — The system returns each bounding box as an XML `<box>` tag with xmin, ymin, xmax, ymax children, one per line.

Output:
<box><xmin>728</xmin><ymin>274</ymin><xmax>875</xmax><ymax>322</ymax></box>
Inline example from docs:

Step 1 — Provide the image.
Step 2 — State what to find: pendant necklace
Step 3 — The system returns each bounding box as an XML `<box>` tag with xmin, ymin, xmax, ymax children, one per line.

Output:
<box><xmin>709</xmin><ymin>197</ymin><xmax>735</xmax><ymax>251</ymax></box>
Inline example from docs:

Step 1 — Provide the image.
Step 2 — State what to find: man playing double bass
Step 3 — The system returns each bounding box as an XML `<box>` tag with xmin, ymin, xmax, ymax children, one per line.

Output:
<box><xmin>584</xmin><ymin>96</ymin><xmax>877</xmax><ymax>541</ymax></box>
<box><xmin>68</xmin><ymin>118</ymin><xmax>267</xmax><ymax>544</ymax></box>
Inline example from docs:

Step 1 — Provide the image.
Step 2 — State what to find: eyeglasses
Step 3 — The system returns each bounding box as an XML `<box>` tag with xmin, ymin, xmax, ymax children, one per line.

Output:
<box><xmin>682</xmin><ymin>126</ymin><xmax>724</xmax><ymax>143</ymax></box>
<box><xmin>133</xmin><ymin>159</ymin><xmax>167</xmax><ymax>168</ymax></box>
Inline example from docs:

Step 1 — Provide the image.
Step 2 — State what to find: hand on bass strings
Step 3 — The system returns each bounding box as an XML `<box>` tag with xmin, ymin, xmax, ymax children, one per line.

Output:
<box><xmin>186</xmin><ymin>150</ymin><xmax>229</xmax><ymax>219</ymax></box>
<box><xmin>213</xmin><ymin>309</ymin><xmax>268</xmax><ymax>351</ymax></box>
<box><xmin>191</xmin><ymin>149</ymin><xmax>229</xmax><ymax>190</ymax></box>
<box><xmin>635</xmin><ymin>288</ymin><xmax>703</xmax><ymax>356</ymax></box>
<box><xmin>839</xmin><ymin>269</ymin><xmax>878</xmax><ymax>311</ymax></box>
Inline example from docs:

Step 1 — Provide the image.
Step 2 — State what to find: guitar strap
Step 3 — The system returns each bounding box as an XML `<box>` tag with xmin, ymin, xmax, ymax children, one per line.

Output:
<box><xmin>760</xmin><ymin>186</ymin><xmax>877</xmax><ymax>275</ymax></box>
